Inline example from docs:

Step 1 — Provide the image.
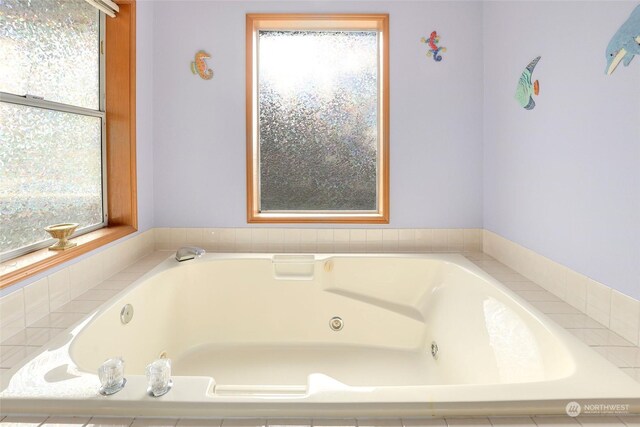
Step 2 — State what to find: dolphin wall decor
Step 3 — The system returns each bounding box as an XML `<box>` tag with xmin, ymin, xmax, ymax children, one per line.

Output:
<box><xmin>605</xmin><ymin>4</ymin><xmax>640</xmax><ymax>75</ymax></box>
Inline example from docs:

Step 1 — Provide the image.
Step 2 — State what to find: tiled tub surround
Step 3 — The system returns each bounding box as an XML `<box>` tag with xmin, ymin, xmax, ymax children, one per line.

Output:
<box><xmin>0</xmin><ymin>228</ymin><xmax>639</xmax><ymax>420</ymax></box>
<box><xmin>153</xmin><ymin>228</ymin><xmax>484</xmax><ymax>254</ymax></box>
<box><xmin>1</xmin><ymin>261</ymin><xmax>640</xmax><ymax>421</ymax></box>
<box><xmin>0</xmin><ymin>228</ymin><xmax>481</xmax><ymax>343</ymax></box>
<box><xmin>0</xmin><ymin>230</ymin><xmax>157</xmax><ymax>342</ymax></box>
<box><xmin>5</xmin><ymin>253</ymin><xmax>639</xmax><ymax>417</ymax></box>
<box><xmin>483</xmin><ymin>231</ymin><xmax>640</xmax><ymax>348</ymax></box>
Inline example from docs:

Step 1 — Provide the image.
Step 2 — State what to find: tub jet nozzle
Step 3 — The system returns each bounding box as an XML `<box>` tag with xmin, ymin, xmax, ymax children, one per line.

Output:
<box><xmin>329</xmin><ymin>316</ymin><xmax>344</xmax><ymax>331</ymax></box>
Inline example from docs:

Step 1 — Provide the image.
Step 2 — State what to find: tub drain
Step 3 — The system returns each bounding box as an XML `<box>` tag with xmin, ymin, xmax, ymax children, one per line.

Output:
<box><xmin>431</xmin><ymin>341</ymin><xmax>439</xmax><ymax>360</ymax></box>
<box><xmin>329</xmin><ymin>316</ymin><xmax>343</xmax><ymax>331</ymax></box>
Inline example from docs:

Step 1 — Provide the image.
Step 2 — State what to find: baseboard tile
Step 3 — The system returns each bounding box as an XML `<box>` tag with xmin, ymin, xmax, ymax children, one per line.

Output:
<box><xmin>483</xmin><ymin>230</ymin><xmax>640</xmax><ymax>346</ymax></box>
<box><xmin>154</xmin><ymin>227</ymin><xmax>484</xmax><ymax>254</ymax></box>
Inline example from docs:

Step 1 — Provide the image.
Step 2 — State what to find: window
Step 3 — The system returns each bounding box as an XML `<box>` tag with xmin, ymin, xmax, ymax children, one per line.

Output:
<box><xmin>246</xmin><ymin>14</ymin><xmax>389</xmax><ymax>223</ymax></box>
<box><xmin>1</xmin><ymin>0</ymin><xmax>106</xmax><ymax>260</ymax></box>
<box><xmin>0</xmin><ymin>0</ymin><xmax>137</xmax><ymax>288</ymax></box>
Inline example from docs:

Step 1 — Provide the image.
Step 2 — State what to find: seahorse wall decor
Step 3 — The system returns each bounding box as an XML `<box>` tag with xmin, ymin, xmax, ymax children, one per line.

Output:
<box><xmin>605</xmin><ymin>4</ymin><xmax>640</xmax><ymax>75</ymax></box>
<box><xmin>191</xmin><ymin>50</ymin><xmax>213</xmax><ymax>80</ymax></box>
<box><xmin>421</xmin><ymin>31</ymin><xmax>446</xmax><ymax>62</ymax></box>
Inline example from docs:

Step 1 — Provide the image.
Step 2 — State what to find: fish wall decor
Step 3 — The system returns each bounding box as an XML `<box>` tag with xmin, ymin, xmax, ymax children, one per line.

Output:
<box><xmin>421</xmin><ymin>31</ymin><xmax>447</xmax><ymax>62</ymax></box>
<box><xmin>605</xmin><ymin>4</ymin><xmax>640</xmax><ymax>75</ymax></box>
<box><xmin>515</xmin><ymin>56</ymin><xmax>541</xmax><ymax>110</ymax></box>
<box><xmin>191</xmin><ymin>50</ymin><xmax>214</xmax><ymax>80</ymax></box>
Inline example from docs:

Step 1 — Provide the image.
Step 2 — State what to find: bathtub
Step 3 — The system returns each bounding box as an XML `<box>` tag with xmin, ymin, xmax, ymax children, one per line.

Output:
<box><xmin>1</xmin><ymin>253</ymin><xmax>639</xmax><ymax>417</ymax></box>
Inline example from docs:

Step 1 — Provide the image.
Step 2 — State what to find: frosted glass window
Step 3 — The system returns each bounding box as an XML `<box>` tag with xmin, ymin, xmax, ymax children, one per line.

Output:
<box><xmin>258</xmin><ymin>31</ymin><xmax>379</xmax><ymax>211</ymax></box>
<box><xmin>247</xmin><ymin>14</ymin><xmax>389</xmax><ymax>223</ymax></box>
<box><xmin>0</xmin><ymin>103</ymin><xmax>104</xmax><ymax>255</ymax></box>
<box><xmin>1</xmin><ymin>0</ymin><xmax>104</xmax><ymax>259</ymax></box>
<box><xmin>0</xmin><ymin>0</ymin><xmax>100</xmax><ymax>109</ymax></box>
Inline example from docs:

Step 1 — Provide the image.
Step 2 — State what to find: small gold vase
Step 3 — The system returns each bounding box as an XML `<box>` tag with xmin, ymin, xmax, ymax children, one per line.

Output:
<box><xmin>44</xmin><ymin>223</ymin><xmax>79</xmax><ymax>251</ymax></box>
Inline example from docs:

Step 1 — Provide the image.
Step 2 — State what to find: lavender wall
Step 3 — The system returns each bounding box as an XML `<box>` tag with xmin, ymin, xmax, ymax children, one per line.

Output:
<box><xmin>151</xmin><ymin>0</ymin><xmax>484</xmax><ymax>228</ymax></box>
<box><xmin>483</xmin><ymin>1</ymin><xmax>640</xmax><ymax>299</ymax></box>
<box><xmin>7</xmin><ymin>1</ymin><xmax>640</xmax><ymax>305</ymax></box>
<box><xmin>136</xmin><ymin>0</ymin><xmax>155</xmax><ymax>232</ymax></box>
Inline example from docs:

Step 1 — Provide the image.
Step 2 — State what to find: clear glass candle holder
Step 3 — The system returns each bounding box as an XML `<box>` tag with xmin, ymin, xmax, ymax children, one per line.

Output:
<box><xmin>145</xmin><ymin>358</ymin><xmax>172</xmax><ymax>397</ymax></box>
<box><xmin>98</xmin><ymin>357</ymin><xmax>126</xmax><ymax>395</ymax></box>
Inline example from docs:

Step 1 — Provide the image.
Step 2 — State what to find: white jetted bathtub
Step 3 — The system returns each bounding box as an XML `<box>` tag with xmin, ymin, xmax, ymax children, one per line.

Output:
<box><xmin>1</xmin><ymin>253</ymin><xmax>639</xmax><ymax>417</ymax></box>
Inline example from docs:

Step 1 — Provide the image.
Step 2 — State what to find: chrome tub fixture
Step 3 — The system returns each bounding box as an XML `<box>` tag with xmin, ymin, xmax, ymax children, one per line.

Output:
<box><xmin>146</xmin><ymin>357</ymin><xmax>173</xmax><ymax>397</ymax></box>
<box><xmin>98</xmin><ymin>357</ymin><xmax>126</xmax><ymax>396</ymax></box>
<box><xmin>175</xmin><ymin>246</ymin><xmax>205</xmax><ymax>262</ymax></box>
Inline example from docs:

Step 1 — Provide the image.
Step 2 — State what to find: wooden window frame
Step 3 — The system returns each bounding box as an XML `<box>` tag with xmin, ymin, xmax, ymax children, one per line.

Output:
<box><xmin>0</xmin><ymin>0</ymin><xmax>137</xmax><ymax>289</ymax></box>
<box><xmin>246</xmin><ymin>14</ymin><xmax>390</xmax><ymax>224</ymax></box>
